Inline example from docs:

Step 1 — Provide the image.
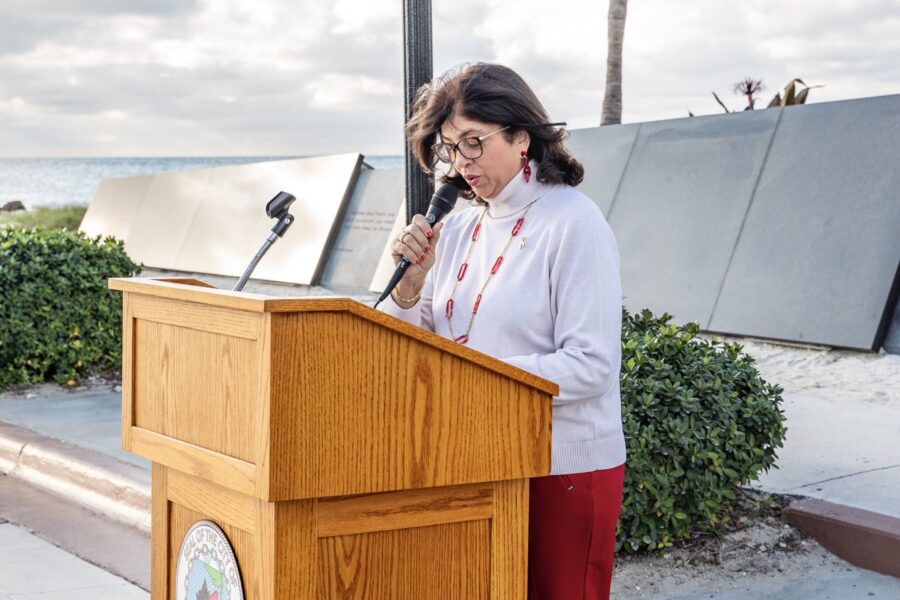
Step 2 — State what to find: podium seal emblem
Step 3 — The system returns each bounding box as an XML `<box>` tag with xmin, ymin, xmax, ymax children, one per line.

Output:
<box><xmin>176</xmin><ymin>520</ymin><xmax>244</xmax><ymax>600</ymax></box>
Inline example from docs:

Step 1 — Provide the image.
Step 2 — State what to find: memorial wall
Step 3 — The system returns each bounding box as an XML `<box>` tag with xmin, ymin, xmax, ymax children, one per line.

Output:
<box><xmin>567</xmin><ymin>94</ymin><xmax>900</xmax><ymax>352</ymax></box>
<box><xmin>318</xmin><ymin>166</ymin><xmax>405</xmax><ymax>294</ymax></box>
<box><xmin>81</xmin><ymin>94</ymin><xmax>899</xmax><ymax>352</ymax></box>
<box><xmin>80</xmin><ymin>154</ymin><xmax>363</xmax><ymax>286</ymax></box>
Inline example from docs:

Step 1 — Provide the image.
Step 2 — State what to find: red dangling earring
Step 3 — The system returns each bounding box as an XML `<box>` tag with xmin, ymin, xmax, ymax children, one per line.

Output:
<box><xmin>521</xmin><ymin>150</ymin><xmax>531</xmax><ymax>183</ymax></box>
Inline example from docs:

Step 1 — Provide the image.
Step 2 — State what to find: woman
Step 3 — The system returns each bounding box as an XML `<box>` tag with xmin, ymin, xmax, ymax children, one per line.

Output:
<box><xmin>380</xmin><ymin>62</ymin><xmax>626</xmax><ymax>598</ymax></box>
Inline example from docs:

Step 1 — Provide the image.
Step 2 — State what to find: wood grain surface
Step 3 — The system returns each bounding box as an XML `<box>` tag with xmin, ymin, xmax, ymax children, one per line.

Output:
<box><xmin>115</xmin><ymin>279</ymin><xmax>551</xmax><ymax>599</ymax></box>
<box><xmin>121</xmin><ymin>293</ymin><xmax>135</xmax><ymax>450</ymax></box>
<box><xmin>265</xmin><ymin>311</ymin><xmax>551</xmax><ymax>500</ymax></box>
<box><xmin>317</xmin><ymin>483</ymin><xmax>493</xmax><ymax>538</ymax></box>
<box><xmin>132</xmin><ymin>318</ymin><xmax>260</xmax><ymax>462</ymax></box>
<box><xmin>110</xmin><ymin>277</ymin><xmax>557</xmax><ymax>394</ymax></box>
<box><xmin>490</xmin><ymin>479</ymin><xmax>529</xmax><ymax>599</ymax></box>
<box><xmin>168</xmin><ymin>469</ymin><xmax>256</xmax><ymax>534</ymax></box>
<box><xmin>132</xmin><ymin>428</ymin><xmax>256</xmax><ymax>496</ymax></box>
<box><xmin>254</xmin><ymin>499</ymin><xmax>317</xmax><ymax>600</ymax></box>
<box><xmin>151</xmin><ymin>464</ymin><xmax>169</xmax><ymax>600</ymax></box>
<box><xmin>155</xmin><ymin>468</ymin><xmax>530</xmax><ymax>599</ymax></box>
<box><xmin>317</xmin><ymin>520</ymin><xmax>491</xmax><ymax>599</ymax></box>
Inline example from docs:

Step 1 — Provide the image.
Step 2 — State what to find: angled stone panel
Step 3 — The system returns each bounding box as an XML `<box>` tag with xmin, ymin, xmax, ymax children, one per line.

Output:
<box><xmin>607</xmin><ymin>110</ymin><xmax>780</xmax><ymax>326</ymax></box>
<box><xmin>319</xmin><ymin>167</ymin><xmax>405</xmax><ymax>293</ymax></box>
<box><xmin>125</xmin><ymin>169</ymin><xmax>212</xmax><ymax>269</ymax></box>
<box><xmin>567</xmin><ymin>124</ymin><xmax>640</xmax><ymax>216</ymax></box>
<box><xmin>173</xmin><ymin>162</ymin><xmax>281</xmax><ymax>278</ymax></box>
<box><xmin>709</xmin><ymin>95</ymin><xmax>900</xmax><ymax>350</ymax></box>
<box><xmin>173</xmin><ymin>154</ymin><xmax>362</xmax><ymax>285</ymax></box>
<box><xmin>81</xmin><ymin>154</ymin><xmax>362</xmax><ymax>286</ymax></box>
<box><xmin>79</xmin><ymin>174</ymin><xmax>151</xmax><ymax>242</ymax></box>
<box><xmin>242</xmin><ymin>153</ymin><xmax>361</xmax><ymax>285</ymax></box>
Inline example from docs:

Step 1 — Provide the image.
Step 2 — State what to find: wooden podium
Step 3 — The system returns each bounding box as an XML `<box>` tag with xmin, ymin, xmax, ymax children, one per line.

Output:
<box><xmin>109</xmin><ymin>277</ymin><xmax>556</xmax><ymax>599</ymax></box>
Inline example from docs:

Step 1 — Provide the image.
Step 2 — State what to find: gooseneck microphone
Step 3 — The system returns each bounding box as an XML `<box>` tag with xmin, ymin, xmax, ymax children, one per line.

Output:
<box><xmin>233</xmin><ymin>191</ymin><xmax>296</xmax><ymax>292</ymax></box>
<box><xmin>373</xmin><ymin>183</ymin><xmax>459</xmax><ymax>309</ymax></box>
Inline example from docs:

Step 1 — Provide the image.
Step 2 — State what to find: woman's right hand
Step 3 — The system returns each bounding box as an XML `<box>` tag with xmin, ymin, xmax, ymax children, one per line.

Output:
<box><xmin>390</xmin><ymin>214</ymin><xmax>444</xmax><ymax>305</ymax></box>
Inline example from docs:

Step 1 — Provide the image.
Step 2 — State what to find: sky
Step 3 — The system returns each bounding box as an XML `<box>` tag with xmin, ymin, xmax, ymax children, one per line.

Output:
<box><xmin>1</xmin><ymin>0</ymin><xmax>898</xmax><ymax>157</ymax></box>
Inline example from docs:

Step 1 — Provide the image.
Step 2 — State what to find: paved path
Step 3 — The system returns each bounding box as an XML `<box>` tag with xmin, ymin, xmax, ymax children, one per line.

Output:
<box><xmin>0</xmin><ymin>384</ymin><xmax>144</xmax><ymax>468</ymax></box>
<box><xmin>752</xmin><ymin>391</ymin><xmax>900</xmax><ymax>518</ymax></box>
<box><xmin>0</xmin><ymin>522</ymin><xmax>147</xmax><ymax>600</ymax></box>
<box><xmin>1</xmin><ymin>365</ymin><xmax>898</xmax><ymax>598</ymax></box>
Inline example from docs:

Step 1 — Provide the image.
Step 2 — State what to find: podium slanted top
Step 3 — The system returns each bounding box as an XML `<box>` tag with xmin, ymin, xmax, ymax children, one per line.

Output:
<box><xmin>111</xmin><ymin>276</ymin><xmax>556</xmax><ymax>501</ymax></box>
<box><xmin>109</xmin><ymin>276</ymin><xmax>557</xmax><ymax>396</ymax></box>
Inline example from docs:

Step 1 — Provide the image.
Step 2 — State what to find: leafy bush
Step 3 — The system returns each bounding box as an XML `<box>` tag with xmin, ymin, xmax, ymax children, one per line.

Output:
<box><xmin>0</xmin><ymin>205</ymin><xmax>87</xmax><ymax>230</ymax></box>
<box><xmin>0</xmin><ymin>227</ymin><xmax>139</xmax><ymax>389</ymax></box>
<box><xmin>618</xmin><ymin>308</ymin><xmax>786</xmax><ymax>553</ymax></box>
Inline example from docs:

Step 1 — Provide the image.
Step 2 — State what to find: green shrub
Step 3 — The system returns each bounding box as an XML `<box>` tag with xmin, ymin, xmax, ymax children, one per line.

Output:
<box><xmin>0</xmin><ymin>205</ymin><xmax>87</xmax><ymax>230</ymax></box>
<box><xmin>0</xmin><ymin>227</ymin><xmax>139</xmax><ymax>389</ymax></box>
<box><xmin>618</xmin><ymin>308</ymin><xmax>786</xmax><ymax>553</ymax></box>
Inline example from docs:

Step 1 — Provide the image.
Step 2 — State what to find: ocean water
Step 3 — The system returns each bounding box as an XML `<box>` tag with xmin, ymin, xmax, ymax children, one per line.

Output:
<box><xmin>0</xmin><ymin>155</ymin><xmax>404</xmax><ymax>209</ymax></box>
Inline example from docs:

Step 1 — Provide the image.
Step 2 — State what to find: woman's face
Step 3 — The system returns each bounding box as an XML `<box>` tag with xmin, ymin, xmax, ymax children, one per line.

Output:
<box><xmin>439</xmin><ymin>114</ymin><xmax>529</xmax><ymax>200</ymax></box>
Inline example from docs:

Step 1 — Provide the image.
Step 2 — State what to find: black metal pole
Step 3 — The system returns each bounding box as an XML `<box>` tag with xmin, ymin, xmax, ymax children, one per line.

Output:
<box><xmin>402</xmin><ymin>0</ymin><xmax>434</xmax><ymax>223</ymax></box>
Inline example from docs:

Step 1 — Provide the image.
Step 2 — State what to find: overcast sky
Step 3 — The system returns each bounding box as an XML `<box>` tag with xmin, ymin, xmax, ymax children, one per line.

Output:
<box><xmin>1</xmin><ymin>0</ymin><xmax>898</xmax><ymax>157</ymax></box>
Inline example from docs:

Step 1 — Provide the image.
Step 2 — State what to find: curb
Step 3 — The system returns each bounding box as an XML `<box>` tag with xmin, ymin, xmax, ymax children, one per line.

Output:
<box><xmin>4</xmin><ymin>416</ymin><xmax>898</xmax><ymax>580</ymax></box>
<box><xmin>0</xmin><ymin>420</ymin><xmax>150</xmax><ymax>533</ymax></box>
<box><xmin>784</xmin><ymin>497</ymin><xmax>900</xmax><ymax>578</ymax></box>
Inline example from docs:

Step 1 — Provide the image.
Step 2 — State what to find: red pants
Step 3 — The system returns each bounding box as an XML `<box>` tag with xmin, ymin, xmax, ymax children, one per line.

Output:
<box><xmin>528</xmin><ymin>464</ymin><xmax>625</xmax><ymax>599</ymax></box>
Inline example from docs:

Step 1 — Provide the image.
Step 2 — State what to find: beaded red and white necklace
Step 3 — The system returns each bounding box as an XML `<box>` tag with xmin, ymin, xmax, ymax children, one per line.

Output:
<box><xmin>445</xmin><ymin>198</ymin><xmax>540</xmax><ymax>344</ymax></box>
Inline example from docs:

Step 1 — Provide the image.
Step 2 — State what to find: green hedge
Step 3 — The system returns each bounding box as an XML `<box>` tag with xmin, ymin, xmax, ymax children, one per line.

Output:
<box><xmin>618</xmin><ymin>308</ymin><xmax>786</xmax><ymax>553</ymax></box>
<box><xmin>0</xmin><ymin>205</ymin><xmax>87</xmax><ymax>230</ymax></box>
<box><xmin>0</xmin><ymin>227</ymin><xmax>139</xmax><ymax>389</ymax></box>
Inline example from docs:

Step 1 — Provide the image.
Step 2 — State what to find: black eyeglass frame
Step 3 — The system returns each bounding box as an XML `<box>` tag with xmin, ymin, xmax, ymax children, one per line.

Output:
<box><xmin>429</xmin><ymin>121</ymin><xmax>568</xmax><ymax>167</ymax></box>
<box><xmin>430</xmin><ymin>125</ymin><xmax>510</xmax><ymax>166</ymax></box>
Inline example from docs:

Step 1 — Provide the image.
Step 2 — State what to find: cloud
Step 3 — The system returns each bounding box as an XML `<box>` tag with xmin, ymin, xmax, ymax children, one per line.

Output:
<box><xmin>0</xmin><ymin>0</ymin><xmax>897</xmax><ymax>156</ymax></box>
<box><xmin>2</xmin><ymin>0</ymin><xmax>198</xmax><ymax>17</ymax></box>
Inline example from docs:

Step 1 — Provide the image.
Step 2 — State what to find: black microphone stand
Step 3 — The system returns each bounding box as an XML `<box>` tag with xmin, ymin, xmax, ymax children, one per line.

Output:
<box><xmin>233</xmin><ymin>191</ymin><xmax>296</xmax><ymax>292</ymax></box>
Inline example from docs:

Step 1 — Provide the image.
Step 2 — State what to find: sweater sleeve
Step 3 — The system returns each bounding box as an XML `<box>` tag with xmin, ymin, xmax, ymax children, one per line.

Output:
<box><xmin>377</xmin><ymin>267</ymin><xmax>436</xmax><ymax>332</ymax></box>
<box><xmin>501</xmin><ymin>208</ymin><xmax>622</xmax><ymax>405</ymax></box>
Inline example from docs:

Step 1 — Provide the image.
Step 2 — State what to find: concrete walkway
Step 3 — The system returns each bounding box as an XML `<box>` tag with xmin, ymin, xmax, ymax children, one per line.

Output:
<box><xmin>0</xmin><ymin>522</ymin><xmax>147</xmax><ymax>599</ymax></box>
<box><xmin>0</xmin><ymin>383</ymin><xmax>143</xmax><ymax>469</ymax></box>
<box><xmin>751</xmin><ymin>391</ymin><xmax>900</xmax><ymax>518</ymax></box>
<box><xmin>1</xmin><ymin>378</ymin><xmax>898</xmax><ymax>597</ymax></box>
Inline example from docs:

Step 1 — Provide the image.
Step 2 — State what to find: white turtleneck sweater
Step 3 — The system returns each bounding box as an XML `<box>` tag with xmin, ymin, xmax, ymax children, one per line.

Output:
<box><xmin>381</xmin><ymin>164</ymin><xmax>626</xmax><ymax>474</ymax></box>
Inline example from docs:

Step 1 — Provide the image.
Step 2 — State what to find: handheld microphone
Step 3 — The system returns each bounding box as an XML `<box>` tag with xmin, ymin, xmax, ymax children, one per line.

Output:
<box><xmin>374</xmin><ymin>183</ymin><xmax>459</xmax><ymax>308</ymax></box>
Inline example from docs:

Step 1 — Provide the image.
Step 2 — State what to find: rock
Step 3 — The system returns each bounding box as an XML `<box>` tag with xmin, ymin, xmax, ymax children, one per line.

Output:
<box><xmin>1</xmin><ymin>200</ymin><xmax>26</xmax><ymax>212</ymax></box>
<box><xmin>113</xmin><ymin>384</ymin><xmax>123</xmax><ymax>393</ymax></box>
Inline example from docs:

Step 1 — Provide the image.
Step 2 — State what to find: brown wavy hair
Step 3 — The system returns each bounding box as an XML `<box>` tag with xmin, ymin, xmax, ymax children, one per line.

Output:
<box><xmin>405</xmin><ymin>63</ymin><xmax>584</xmax><ymax>200</ymax></box>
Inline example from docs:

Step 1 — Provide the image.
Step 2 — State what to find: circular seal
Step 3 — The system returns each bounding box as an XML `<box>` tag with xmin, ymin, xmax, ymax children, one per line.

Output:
<box><xmin>175</xmin><ymin>520</ymin><xmax>244</xmax><ymax>600</ymax></box>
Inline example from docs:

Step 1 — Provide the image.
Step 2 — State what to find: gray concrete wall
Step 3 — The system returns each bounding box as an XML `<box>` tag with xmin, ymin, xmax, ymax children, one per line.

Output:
<box><xmin>708</xmin><ymin>96</ymin><xmax>900</xmax><ymax>350</ymax></box>
<box><xmin>565</xmin><ymin>124</ymin><xmax>639</xmax><ymax>216</ymax></box>
<box><xmin>581</xmin><ymin>110</ymin><xmax>779</xmax><ymax>328</ymax></box>
<box><xmin>569</xmin><ymin>94</ymin><xmax>900</xmax><ymax>352</ymax></box>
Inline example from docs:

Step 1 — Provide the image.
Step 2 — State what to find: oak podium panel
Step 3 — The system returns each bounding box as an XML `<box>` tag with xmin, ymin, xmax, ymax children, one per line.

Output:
<box><xmin>110</xmin><ymin>278</ymin><xmax>556</xmax><ymax>599</ymax></box>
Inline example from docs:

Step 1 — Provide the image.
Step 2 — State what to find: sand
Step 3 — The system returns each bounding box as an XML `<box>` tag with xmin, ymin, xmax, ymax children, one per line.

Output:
<box><xmin>610</xmin><ymin>337</ymin><xmax>900</xmax><ymax>598</ymax></box>
<box><xmin>710</xmin><ymin>335</ymin><xmax>900</xmax><ymax>407</ymax></box>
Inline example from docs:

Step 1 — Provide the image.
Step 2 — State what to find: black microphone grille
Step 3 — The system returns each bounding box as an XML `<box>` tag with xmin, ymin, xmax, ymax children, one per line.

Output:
<box><xmin>434</xmin><ymin>183</ymin><xmax>459</xmax><ymax>207</ymax></box>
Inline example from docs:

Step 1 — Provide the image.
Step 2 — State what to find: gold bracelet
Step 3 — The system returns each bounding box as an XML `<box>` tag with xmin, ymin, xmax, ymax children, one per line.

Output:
<box><xmin>392</xmin><ymin>286</ymin><xmax>422</xmax><ymax>304</ymax></box>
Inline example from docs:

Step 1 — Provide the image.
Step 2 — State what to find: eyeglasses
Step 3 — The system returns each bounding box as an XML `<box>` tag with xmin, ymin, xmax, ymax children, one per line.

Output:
<box><xmin>431</xmin><ymin>126</ymin><xmax>510</xmax><ymax>165</ymax></box>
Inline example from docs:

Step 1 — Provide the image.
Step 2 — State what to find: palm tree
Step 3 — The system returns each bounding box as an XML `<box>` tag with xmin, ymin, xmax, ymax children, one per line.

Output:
<box><xmin>601</xmin><ymin>0</ymin><xmax>628</xmax><ymax>125</ymax></box>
